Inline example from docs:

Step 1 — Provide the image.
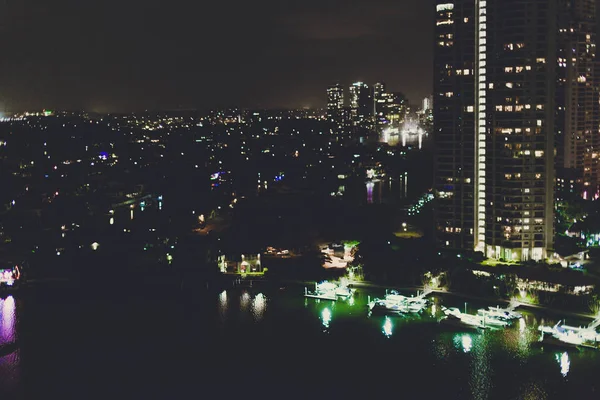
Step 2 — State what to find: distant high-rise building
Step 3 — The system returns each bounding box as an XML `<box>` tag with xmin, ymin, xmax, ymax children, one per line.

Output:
<box><xmin>349</xmin><ymin>82</ymin><xmax>373</xmax><ymax>128</ymax></box>
<box><xmin>383</xmin><ymin>92</ymin><xmax>408</xmax><ymax>126</ymax></box>
<box><xmin>327</xmin><ymin>84</ymin><xmax>344</xmax><ymax>131</ymax></box>
<box><xmin>422</xmin><ymin>96</ymin><xmax>433</xmax><ymax>112</ymax></box>
<box><xmin>560</xmin><ymin>0</ymin><xmax>600</xmax><ymax>199</ymax></box>
<box><xmin>373</xmin><ymin>82</ymin><xmax>387</xmax><ymax>116</ymax></box>
<box><xmin>434</xmin><ymin>0</ymin><xmax>562</xmax><ymax>261</ymax></box>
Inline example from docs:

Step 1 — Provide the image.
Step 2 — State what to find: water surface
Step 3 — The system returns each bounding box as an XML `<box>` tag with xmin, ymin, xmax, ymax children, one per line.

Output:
<box><xmin>1</xmin><ymin>287</ymin><xmax>599</xmax><ymax>399</ymax></box>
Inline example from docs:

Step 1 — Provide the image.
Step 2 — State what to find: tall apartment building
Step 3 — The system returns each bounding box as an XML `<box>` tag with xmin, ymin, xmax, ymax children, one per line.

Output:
<box><xmin>349</xmin><ymin>82</ymin><xmax>373</xmax><ymax>128</ymax></box>
<box><xmin>560</xmin><ymin>0</ymin><xmax>599</xmax><ymax>199</ymax></box>
<box><xmin>434</xmin><ymin>0</ymin><xmax>562</xmax><ymax>261</ymax></box>
<box><xmin>327</xmin><ymin>84</ymin><xmax>345</xmax><ymax>131</ymax></box>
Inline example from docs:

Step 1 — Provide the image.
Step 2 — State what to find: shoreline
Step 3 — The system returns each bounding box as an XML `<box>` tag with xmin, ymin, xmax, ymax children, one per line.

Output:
<box><xmin>10</xmin><ymin>274</ymin><xmax>600</xmax><ymax>323</ymax></box>
<box><xmin>346</xmin><ymin>281</ymin><xmax>598</xmax><ymax>322</ymax></box>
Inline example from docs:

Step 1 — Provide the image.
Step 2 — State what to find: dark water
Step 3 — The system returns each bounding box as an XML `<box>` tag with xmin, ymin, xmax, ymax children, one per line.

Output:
<box><xmin>1</xmin><ymin>287</ymin><xmax>599</xmax><ymax>399</ymax></box>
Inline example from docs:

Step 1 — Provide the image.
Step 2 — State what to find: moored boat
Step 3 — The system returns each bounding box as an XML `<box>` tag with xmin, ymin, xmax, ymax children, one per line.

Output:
<box><xmin>305</xmin><ymin>281</ymin><xmax>355</xmax><ymax>301</ymax></box>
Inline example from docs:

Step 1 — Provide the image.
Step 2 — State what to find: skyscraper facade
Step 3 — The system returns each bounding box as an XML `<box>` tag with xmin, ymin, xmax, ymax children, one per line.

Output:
<box><xmin>327</xmin><ymin>84</ymin><xmax>345</xmax><ymax>131</ymax></box>
<box><xmin>560</xmin><ymin>0</ymin><xmax>599</xmax><ymax>200</ymax></box>
<box><xmin>434</xmin><ymin>0</ymin><xmax>563</xmax><ymax>261</ymax></box>
<box><xmin>373</xmin><ymin>82</ymin><xmax>387</xmax><ymax>117</ymax></box>
<box><xmin>349</xmin><ymin>82</ymin><xmax>374</xmax><ymax>128</ymax></box>
<box><xmin>434</xmin><ymin>1</ymin><xmax>477</xmax><ymax>252</ymax></box>
<box><xmin>423</xmin><ymin>96</ymin><xmax>433</xmax><ymax>112</ymax></box>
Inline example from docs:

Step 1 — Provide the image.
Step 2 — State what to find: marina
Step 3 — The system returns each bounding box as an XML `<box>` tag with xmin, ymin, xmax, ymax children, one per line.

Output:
<box><xmin>538</xmin><ymin>317</ymin><xmax>600</xmax><ymax>350</ymax></box>
<box><xmin>2</xmin><ymin>284</ymin><xmax>600</xmax><ymax>399</ymax></box>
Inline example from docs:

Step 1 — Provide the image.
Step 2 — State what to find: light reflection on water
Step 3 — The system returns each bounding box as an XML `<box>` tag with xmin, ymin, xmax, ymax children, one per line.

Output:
<box><xmin>556</xmin><ymin>352</ymin><xmax>570</xmax><ymax>378</ymax></box>
<box><xmin>382</xmin><ymin>317</ymin><xmax>393</xmax><ymax>338</ymax></box>
<box><xmin>218</xmin><ymin>290</ymin><xmax>228</xmax><ymax>322</ymax></box>
<box><xmin>251</xmin><ymin>293</ymin><xmax>267</xmax><ymax>322</ymax></box>
<box><xmin>240</xmin><ymin>291</ymin><xmax>250</xmax><ymax>312</ymax></box>
<box><xmin>366</xmin><ymin>182</ymin><xmax>374</xmax><ymax>204</ymax></box>
<box><xmin>0</xmin><ymin>295</ymin><xmax>18</xmax><ymax>396</ymax></box>
<box><xmin>461</xmin><ymin>334</ymin><xmax>473</xmax><ymax>353</ymax></box>
<box><xmin>217</xmin><ymin>290</ymin><xmax>269</xmax><ymax>323</ymax></box>
<box><xmin>470</xmin><ymin>333</ymin><xmax>492</xmax><ymax>400</ymax></box>
<box><xmin>321</xmin><ymin>307</ymin><xmax>332</xmax><ymax>330</ymax></box>
<box><xmin>0</xmin><ymin>296</ymin><xmax>16</xmax><ymax>344</ymax></box>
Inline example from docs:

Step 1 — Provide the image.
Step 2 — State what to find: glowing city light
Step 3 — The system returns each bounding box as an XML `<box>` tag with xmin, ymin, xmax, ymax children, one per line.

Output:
<box><xmin>366</xmin><ymin>182</ymin><xmax>374</xmax><ymax>204</ymax></box>
<box><xmin>462</xmin><ymin>335</ymin><xmax>473</xmax><ymax>353</ymax></box>
<box><xmin>382</xmin><ymin>317</ymin><xmax>393</xmax><ymax>337</ymax></box>
<box><xmin>1</xmin><ymin>296</ymin><xmax>16</xmax><ymax>342</ymax></box>
<box><xmin>252</xmin><ymin>293</ymin><xmax>267</xmax><ymax>321</ymax></box>
<box><xmin>240</xmin><ymin>292</ymin><xmax>251</xmax><ymax>311</ymax></box>
<box><xmin>557</xmin><ymin>352</ymin><xmax>570</xmax><ymax>377</ymax></box>
<box><xmin>321</xmin><ymin>308</ymin><xmax>332</xmax><ymax>328</ymax></box>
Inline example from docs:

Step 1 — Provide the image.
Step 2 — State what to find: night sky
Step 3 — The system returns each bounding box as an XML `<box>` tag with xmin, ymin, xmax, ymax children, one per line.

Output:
<box><xmin>0</xmin><ymin>0</ymin><xmax>434</xmax><ymax>112</ymax></box>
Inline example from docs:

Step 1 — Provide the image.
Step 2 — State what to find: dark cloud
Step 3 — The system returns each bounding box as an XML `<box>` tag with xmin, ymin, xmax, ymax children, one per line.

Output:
<box><xmin>0</xmin><ymin>0</ymin><xmax>434</xmax><ymax>112</ymax></box>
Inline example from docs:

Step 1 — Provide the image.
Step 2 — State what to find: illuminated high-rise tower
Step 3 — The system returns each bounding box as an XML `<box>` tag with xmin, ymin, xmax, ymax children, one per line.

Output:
<box><xmin>560</xmin><ymin>0</ymin><xmax>600</xmax><ymax>199</ymax></box>
<box><xmin>373</xmin><ymin>82</ymin><xmax>387</xmax><ymax>116</ymax></box>
<box><xmin>327</xmin><ymin>84</ymin><xmax>344</xmax><ymax>131</ymax></box>
<box><xmin>349</xmin><ymin>81</ymin><xmax>373</xmax><ymax>128</ymax></box>
<box><xmin>422</xmin><ymin>96</ymin><xmax>433</xmax><ymax>112</ymax></box>
<box><xmin>434</xmin><ymin>0</ymin><xmax>561</xmax><ymax>261</ymax></box>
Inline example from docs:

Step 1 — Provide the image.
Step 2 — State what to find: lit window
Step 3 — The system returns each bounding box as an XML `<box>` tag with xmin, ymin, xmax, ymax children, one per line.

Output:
<box><xmin>506</xmin><ymin>82</ymin><xmax>513</xmax><ymax>88</ymax></box>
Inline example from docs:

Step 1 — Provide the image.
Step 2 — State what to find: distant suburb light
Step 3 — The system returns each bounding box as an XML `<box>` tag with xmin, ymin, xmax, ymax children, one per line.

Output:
<box><xmin>91</xmin><ymin>242</ymin><xmax>100</xmax><ymax>251</ymax></box>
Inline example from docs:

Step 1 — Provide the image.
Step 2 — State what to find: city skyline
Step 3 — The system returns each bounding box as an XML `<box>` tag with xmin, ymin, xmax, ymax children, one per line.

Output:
<box><xmin>0</xmin><ymin>0</ymin><xmax>436</xmax><ymax>113</ymax></box>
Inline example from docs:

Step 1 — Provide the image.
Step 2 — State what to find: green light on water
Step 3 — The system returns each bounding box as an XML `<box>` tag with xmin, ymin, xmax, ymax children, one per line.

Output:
<box><xmin>382</xmin><ymin>317</ymin><xmax>393</xmax><ymax>337</ymax></box>
<box><xmin>321</xmin><ymin>308</ymin><xmax>332</xmax><ymax>328</ymax></box>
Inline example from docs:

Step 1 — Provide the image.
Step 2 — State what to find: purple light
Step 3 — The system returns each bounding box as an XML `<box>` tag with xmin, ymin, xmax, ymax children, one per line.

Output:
<box><xmin>366</xmin><ymin>182</ymin><xmax>374</xmax><ymax>204</ymax></box>
<box><xmin>0</xmin><ymin>296</ymin><xmax>16</xmax><ymax>344</ymax></box>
